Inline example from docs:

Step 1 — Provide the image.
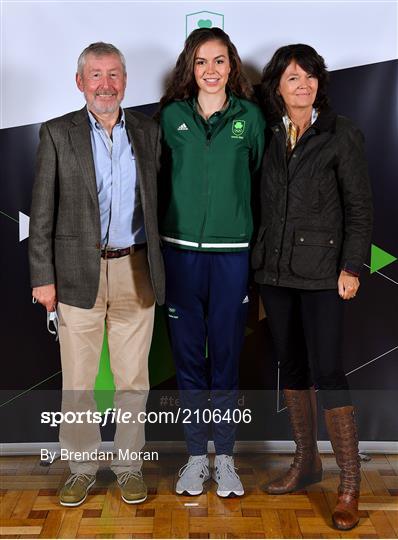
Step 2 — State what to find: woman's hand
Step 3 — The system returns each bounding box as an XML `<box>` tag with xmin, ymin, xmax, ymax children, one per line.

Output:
<box><xmin>338</xmin><ymin>271</ymin><xmax>360</xmax><ymax>300</ymax></box>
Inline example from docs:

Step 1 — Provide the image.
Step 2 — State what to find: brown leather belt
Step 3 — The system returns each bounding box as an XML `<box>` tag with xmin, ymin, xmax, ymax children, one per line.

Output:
<box><xmin>101</xmin><ymin>244</ymin><xmax>146</xmax><ymax>259</ymax></box>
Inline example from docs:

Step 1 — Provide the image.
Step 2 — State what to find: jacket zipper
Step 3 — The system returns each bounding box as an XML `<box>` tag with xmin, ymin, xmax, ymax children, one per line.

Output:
<box><xmin>198</xmin><ymin>132</ymin><xmax>211</xmax><ymax>247</ymax></box>
<box><xmin>195</xmin><ymin>102</ymin><xmax>243</xmax><ymax>248</ymax></box>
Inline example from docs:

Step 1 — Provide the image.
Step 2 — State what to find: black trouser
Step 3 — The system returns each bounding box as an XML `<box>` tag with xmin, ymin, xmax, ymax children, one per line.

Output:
<box><xmin>260</xmin><ymin>285</ymin><xmax>351</xmax><ymax>409</ymax></box>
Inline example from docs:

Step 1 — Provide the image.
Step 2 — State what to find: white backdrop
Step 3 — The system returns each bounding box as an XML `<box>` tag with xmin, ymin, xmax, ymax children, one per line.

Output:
<box><xmin>1</xmin><ymin>1</ymin><xmax>397</xmax><ymax>129</ymax></box>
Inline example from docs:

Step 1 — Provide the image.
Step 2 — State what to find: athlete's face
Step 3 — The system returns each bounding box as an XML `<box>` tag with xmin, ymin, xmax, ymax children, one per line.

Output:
<box><xmin>194</xmin><ymin>40</ymin><xmax>231</xmax><ymax>96</ymax></box>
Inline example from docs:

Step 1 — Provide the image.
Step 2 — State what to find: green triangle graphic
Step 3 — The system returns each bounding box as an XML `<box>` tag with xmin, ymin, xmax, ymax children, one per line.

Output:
<box><xmin>94</xmin><ymin>307</ymin><xmax>176</xmax><ymax>412</ymax></box>
<box><xmin>94</xmin><ymin>328</ymin><xmax>115</xmax><ymax>413</ymax></box>
<box><xmin>370</xmin><ymin>244</ymin><xmax>397</xmax><ymax>274</ymax></box>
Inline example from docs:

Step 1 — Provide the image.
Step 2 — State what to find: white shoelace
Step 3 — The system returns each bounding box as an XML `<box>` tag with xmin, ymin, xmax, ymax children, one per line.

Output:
<box><xmin>65</xmin><ymin>473</ymin><xmax>93</xmax><ymax>487</ymax></box>
<box><xmin>216</xmin><ymin>456</ymin><xmax>239</xmax><ymax>479</ymax></box>
<box><xmin>179</xmin><ymin>457</ymin><xmax>209</xmax><ymax>478</ymax></box>
<box><xmin>117</xmin><ymin>470</ymin><xmax>143</xmax><ymax>485</ymax></box>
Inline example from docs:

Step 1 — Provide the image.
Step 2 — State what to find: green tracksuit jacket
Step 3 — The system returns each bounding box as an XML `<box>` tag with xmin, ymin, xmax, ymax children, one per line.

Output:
<box><xmin>160</xmin><ymin>95</ymin><xmax>265</xmax><ymax>251</ymax></box>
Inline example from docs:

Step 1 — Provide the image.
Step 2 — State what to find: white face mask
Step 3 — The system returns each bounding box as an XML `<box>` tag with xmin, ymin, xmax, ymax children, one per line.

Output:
<box><xmin>47</xmin><ymin>310</ymin><xmax>59</xmax><ymax>341</ymax></box>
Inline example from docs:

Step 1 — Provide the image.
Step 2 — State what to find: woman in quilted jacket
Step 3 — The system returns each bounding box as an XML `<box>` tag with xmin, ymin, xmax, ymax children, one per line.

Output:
<box><xmin>253</xmin><ymin>43</ymin><xmax>373</xmax><ymax>530</ymax></box>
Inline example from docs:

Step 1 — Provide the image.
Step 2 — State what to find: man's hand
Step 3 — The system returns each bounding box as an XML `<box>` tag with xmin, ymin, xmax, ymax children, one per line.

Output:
<box><xmin>32</xmin><ymin>284</ymin><xmax>57</xmax><ymax>312</ymax></box>
<box><xmin>338</xmin><ymin>271</ymin><xmax>359</xmax><ymax>300</ymax></box>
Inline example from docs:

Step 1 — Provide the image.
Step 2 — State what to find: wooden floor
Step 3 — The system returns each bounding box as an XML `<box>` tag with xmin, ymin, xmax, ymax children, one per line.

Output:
<box><xmin>0</xmin><ymin>453</ymin><xmax>397</xmax><ymax>539</ymax></box>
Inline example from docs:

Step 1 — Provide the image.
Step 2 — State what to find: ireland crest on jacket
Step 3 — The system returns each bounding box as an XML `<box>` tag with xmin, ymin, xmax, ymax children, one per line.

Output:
<box><xmin>231</xmin><ymin>119</ymin><xmax>245</xmax><ymax>139</ymax></box>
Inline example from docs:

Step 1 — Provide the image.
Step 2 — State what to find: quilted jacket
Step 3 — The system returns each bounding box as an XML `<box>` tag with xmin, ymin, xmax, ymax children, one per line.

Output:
<box><xmin>252</xmin><ymin>108</ymin><xmax>373</xmax><ymax>289</ymax></box>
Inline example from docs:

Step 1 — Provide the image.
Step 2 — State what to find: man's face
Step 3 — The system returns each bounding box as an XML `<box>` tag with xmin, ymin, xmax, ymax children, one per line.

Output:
<box><xmin>76</xmin><ymin>53</ymin><xmax>126</xmax><ymax>115</ymax></box>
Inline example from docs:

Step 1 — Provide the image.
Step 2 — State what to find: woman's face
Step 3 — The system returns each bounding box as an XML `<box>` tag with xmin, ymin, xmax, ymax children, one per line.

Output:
<box><xmin>194</xmin><ymin>39</ymin><xmax>231</xmax><ymax>96</ymax></box>
<box><xmin>278</xmin><ymin>60</ymin><xmax>318</xmax><ymax>113</ymax></box>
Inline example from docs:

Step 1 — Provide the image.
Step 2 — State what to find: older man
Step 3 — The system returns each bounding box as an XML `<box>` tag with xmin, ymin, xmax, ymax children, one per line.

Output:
<box><xmin>29</xmin><ymin>42</ymin><xmax>164</xmax><ymax>506</ymax></box>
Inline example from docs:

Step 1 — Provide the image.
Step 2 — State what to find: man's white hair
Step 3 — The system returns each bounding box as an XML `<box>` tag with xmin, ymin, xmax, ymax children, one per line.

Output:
<box><xmin>77</xmin><ymin>42</ymin><xmax>126</xmax><ymax>76</ymax></box>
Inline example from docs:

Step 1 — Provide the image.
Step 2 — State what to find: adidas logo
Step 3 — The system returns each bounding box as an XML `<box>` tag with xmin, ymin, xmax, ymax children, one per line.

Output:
<box><xmin>177</xmin><ymin>123</ymin><xmax>189</xmax><ymax>131</ymax></box>
<box><xmin>242</xmin><ymin>295</ymin><xmax>249</xmax><ymax>304</ymax></box>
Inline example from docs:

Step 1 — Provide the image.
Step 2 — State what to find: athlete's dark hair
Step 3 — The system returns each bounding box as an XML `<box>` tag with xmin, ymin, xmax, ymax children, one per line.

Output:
<box><xmin>159</xmin><ymin>27</ymin><xmax>253</xmax><ymax>109</ymax></box>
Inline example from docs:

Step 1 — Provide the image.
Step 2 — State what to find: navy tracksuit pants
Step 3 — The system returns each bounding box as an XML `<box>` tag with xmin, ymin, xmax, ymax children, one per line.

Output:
<box><xmin>163</xmin><ymin>246</ymin><xmax>249</xmax><ymax>455</ymax></box>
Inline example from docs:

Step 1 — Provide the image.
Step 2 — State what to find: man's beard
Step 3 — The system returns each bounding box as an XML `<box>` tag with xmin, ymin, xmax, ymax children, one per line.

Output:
<box><xmin>86</xmin><ymin>94</ymin><xmax>122</xmax><ymax>115</ymax></box>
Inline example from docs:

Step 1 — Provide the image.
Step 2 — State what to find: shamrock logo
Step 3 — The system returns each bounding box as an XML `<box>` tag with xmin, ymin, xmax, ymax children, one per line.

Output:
<box><xmin>232</xmin><ymin>120</ymin><xmax>246</xmax><ymax>137</ymax></box>
<box><xmin>198</xmin><ymin>19</ymin><xmax>212</xmax><ymax>28</ymax></box>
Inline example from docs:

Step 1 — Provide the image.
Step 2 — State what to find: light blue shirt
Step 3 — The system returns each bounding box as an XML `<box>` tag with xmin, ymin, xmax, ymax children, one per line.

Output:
<box><xmin>87</xmin><ymin>108</ymin><xmax>146</xmax><ymax>248</ymax></box>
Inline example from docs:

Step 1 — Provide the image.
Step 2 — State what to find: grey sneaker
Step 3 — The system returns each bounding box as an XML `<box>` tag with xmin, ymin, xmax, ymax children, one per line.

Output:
<box><xmin>176</xmin><ymin>455</ymin><xmax>210</xmax><ymax>495</ymax></box>
<box><xmin>59</xmin><ymin>473</ymin><xmax>96</xmax><ymax>506</ymax></box>
<box><xmin>212</xmin><ymin>454</ymin><xmax>244</xmax><ymax>497</ymax></box>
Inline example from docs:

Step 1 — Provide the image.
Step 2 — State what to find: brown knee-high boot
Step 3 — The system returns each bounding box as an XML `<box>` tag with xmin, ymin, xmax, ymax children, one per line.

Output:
<box><xmin>309</xmin><ymin>386</ymin><xmax>320</xmax><ymax>455</ymax></box>
<box><xmin>266</xmin><ymin>388</ymin><xmax>323</xmax><ymax>494</ymax></box>
<box><xmin>324</xmin><ymin>406</ymin><xmax>361</xmax><ymax>530</ymax></box>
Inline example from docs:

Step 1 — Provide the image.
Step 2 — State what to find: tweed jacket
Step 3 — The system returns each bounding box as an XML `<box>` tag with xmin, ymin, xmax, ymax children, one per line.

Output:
<box><xmin>252</xmin><ymin>109</ymin><xmax>373</xmax><ymax>289</ymax></box>
<box><xmin>29</xmin><ymin>106</ymin><xmax>165</xmax><ymax>307</ymax></box>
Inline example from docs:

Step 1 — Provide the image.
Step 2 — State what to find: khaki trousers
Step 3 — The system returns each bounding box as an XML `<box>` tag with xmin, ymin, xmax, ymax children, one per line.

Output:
<box><xmin>58</xmin><ymin>249</ymin><xmax>155</xmax><ymax>475</ymax></box>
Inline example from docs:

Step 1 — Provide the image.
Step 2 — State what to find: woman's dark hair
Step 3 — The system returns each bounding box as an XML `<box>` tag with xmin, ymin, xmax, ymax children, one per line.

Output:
<box><xmin>261</xmin><ymin>44</ymin><xmax>330</xmax><ymax>121</ymax></box>
<box><xmin>159</xmin><ymin>27</ymin><xmax>253</xmax><ymax>109</ymax></box>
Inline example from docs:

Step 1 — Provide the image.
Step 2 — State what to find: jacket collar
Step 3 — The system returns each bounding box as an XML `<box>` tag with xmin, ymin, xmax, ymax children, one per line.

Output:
<box><xmin>124</xmin><ymin>107</ymin><xmax>143</xmax><ymax>131</ymax></box>
<box><xmin>270</xmin><ymin>107</ymin><xmax>337</xmax><ymax>134</ymax></box>
<box><xmin>312</xmin><ymin>107</ymin><xmax>337</xmax><ymax>132</ymax></box>
<box><xmin>69</xmin><ymin>107</ymin><xmax>98</xmax><ymax>208</ymax></box>
<box><xmin>71</xmin><ymin>106</ymin><xmax>90</xmax><ymax>126</ymax></box>
<box><xmin>72</xmin><ymin>105</ymin><xmax>139</xmax><ymax>128</ymax></box>
<box><xmin>69</xmin><ymin>106</ymin><xmax>148</xmax><ymax>212</ymax></box>
<box><xmin>69</xmin><ymin>105</ymin><xmax>145</xmax><ymax>153</ymax></box>
<box><xmin>188</xmin><ymin>93</ymin><xmax>243</xmax><ymax>118</ymax></box>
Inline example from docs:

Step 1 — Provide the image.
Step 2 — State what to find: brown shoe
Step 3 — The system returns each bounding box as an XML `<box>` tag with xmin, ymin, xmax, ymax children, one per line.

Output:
<box><xmin>266</xmin><ymin>388</ymin><xmax>323</xmax><ymax>494</ymax></box>
<box><xmin>59</xmin><ymin>473</ymin><xmax>96</xmax><ymax>507</ymax></box>
<box><xmin>117</xmin><ymin>470</ymin><xmax>147</xmax><ymax>504</ymax></box>
<box><xmin>325</xmin><ymin>406</ymin><xmax>361</xmax><ymax>530</ymax></box>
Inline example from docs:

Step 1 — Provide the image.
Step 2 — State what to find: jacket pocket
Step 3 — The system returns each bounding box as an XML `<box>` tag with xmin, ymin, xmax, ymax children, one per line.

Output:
<box><xmin>251</xmin><ymin>225</ymin><xmax>267</xmax><ymax>270</ymax></box>
<box><xmin>290</xmin><ymin>229</ymin><xmax>337</xmax><ymax>279</ymax></box>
